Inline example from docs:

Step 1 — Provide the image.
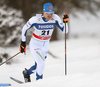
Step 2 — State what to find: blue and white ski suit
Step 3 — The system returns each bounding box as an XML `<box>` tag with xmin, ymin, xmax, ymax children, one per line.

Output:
<box><xmin>21</xmin><ymin>14</ymin><xmax>68</xmax><ymax>80</ymax></box>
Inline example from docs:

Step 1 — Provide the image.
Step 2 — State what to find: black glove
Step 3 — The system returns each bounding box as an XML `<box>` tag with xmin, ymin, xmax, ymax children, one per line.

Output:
<box><xmin>63</xmin><ymin>13</ymin><xmax>69</xmax><ymax>23</ymax></box>
<box><xmin>19</xmin><ymin>41</ymin><xmax>26</xmax><ymax>53</ymax></box>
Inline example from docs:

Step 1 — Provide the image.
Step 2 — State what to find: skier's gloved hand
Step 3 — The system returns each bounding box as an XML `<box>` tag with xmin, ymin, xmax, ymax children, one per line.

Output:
<box><xmin>19</xmin><ymin>41</ymin><xmax>26</xmax><ymax>53</ymax></box>
<box><xmin>63</xmin><ymin>13</ymin><xmax>69</xmax><ymax>23</ymax></box>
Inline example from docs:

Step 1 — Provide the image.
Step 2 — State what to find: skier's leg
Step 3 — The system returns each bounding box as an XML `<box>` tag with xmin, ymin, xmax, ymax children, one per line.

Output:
<box><xmin>32</xmin><ymin>50</ymin><xmax>45</xmax><ymax>80</ymax></box>
<box><xmin>29</xmin><ymin>38</ymin><xmax>49</xmax><ymax>80</ymax></box>
<box><xmin>35</xmin><ymin>41</ymin><xmax>49</xmax><ymax>80</ymax></box>
<box><xmin>29</xmin><ymin>38</ymin><xmax>45</xmax><ymax>80</ymax></box>
<box><xmin>22</xmin><ymin>38</ymin><xmax>37</xmax><ymax>83</ymax></box>
<box><xmin>28</xmin><ymin>62</ymin><xmax>37</xmax><ymax>75</ymax></box>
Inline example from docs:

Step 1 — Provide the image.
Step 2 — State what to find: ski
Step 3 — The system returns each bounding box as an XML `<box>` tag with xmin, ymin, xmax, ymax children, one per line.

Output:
<box><xmin>10</xmin><ymin>77</ymin><xmax>24</xmax><ymax>84</ymax></box>
<box><xmin>0</xmin><ymin>83</ymin><xmax>11</xmax><ymax>86</ymax></box>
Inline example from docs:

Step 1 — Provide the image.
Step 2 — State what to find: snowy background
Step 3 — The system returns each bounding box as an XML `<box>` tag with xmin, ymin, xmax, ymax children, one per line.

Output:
<box><xmin>0</xmin><ymin>5</ymin><xmax>24</xmax><ymax>46</ymax></box>
<box><xmin>0</xmin><ymin>11</ymin><xmax>100</xmax><ymax>86</ymax></box>
<box><xmin>0</xmin><ymin>1</ymin><xmax>100</xmax><ymax>87</ymax></box>
<box><xmin>0</xmin><ymin>37</ymin><xmax>100</xmax><ymax>87</ymax></box>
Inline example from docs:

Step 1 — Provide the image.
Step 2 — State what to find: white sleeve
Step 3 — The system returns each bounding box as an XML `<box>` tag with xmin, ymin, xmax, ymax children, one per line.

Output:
<box><xmin>22</xmin><ymin>16</ymin><xmax>37</xmax><ymax>42</ymax></box>
<box><xmin>54</xmin><ymin>14</ymin><xmax>68</xmax><ymax>33</ymax></box>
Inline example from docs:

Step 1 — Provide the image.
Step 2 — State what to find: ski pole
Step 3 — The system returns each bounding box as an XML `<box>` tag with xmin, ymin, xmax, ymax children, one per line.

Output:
<box><xmin>0</xmin><ymin>52</ymin><xmax>20</xmax><ymax>66</ymax></box>
<box><xmin>64</xmin><ymin>13</ymin><xmax>67</xmax><ymax>75</ymax></box>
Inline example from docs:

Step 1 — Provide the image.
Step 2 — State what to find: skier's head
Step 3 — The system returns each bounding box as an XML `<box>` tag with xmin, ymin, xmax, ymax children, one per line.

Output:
<box><xmin>43</xmin><ymin>3</ymin><xmax>54</xmax><ymax>13</ymax></box>
<box><xmin>43</xmin><ymin>3</ymin><xmax>54</xmax><ymax>20</ymax></box>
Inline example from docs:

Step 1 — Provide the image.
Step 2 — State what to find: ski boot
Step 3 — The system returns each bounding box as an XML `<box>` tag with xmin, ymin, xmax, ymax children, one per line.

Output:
<box><xmin>23</xmin><ymin>68</ymin><xmax>31</xmax><ymax>83</ymax></box>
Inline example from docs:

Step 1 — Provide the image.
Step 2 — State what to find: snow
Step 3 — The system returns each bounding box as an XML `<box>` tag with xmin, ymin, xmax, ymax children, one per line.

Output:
<box><xmin>0</xmin><ymin>37</ymin><xmax>100</xmax><ymax>87</ymax></box>
<box><xmin>57</xmin><ymin>10</ymin><xmax>100</xmax><ymax>40</ymax></box>
<box><xmin>69</xmin><ymin>10</ymin><xmax>100</xmax><ymax>37</ymax></box>
<box><xmin>0</xmin><ymin>9</ymin><xmax>100</xmax><ymax>87</ymax></box>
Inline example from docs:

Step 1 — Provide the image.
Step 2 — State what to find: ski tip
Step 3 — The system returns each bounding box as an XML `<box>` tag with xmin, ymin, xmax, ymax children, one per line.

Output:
<box><xmin>10</xmin><ymin>77</ymin><xmax>12</xmax><ymax>79</ymax></box>
<box><xmin>0</xmin><ymin>83</ymin><xmax>11</xmax><ymax>86</ymax></box>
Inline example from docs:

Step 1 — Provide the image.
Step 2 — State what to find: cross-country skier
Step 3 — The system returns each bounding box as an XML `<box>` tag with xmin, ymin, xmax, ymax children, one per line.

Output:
<box><xmin>19</xmin><ymin>3</ymin><xmax>69</xmax><ymax>82</ymax></box>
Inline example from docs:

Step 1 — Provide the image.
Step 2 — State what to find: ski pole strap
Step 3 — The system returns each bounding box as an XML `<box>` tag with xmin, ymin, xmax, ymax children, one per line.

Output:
<box><xmin>63</xmin><ymin>23</ymin><xmax>68</xmax><ymax>25</ymax></box>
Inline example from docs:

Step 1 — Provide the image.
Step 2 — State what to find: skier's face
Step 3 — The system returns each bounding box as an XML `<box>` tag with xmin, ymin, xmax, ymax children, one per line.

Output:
<box><xmin>43</xmin><ymin>12</ymin><xmax>54</xmax><ymax>20</ymax></box>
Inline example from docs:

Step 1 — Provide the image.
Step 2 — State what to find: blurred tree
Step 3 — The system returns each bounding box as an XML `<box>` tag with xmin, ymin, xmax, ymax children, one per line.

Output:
<box><xmin>3</xmin><ymin>0</ymin><xmax>100</xmax><ymax>19</ymax></box>
<box><xmin>1</xmin><ymin>0</ymin><xmax>100</xmax><ymax>46</ymax></box>
<box><xmin>0</xmin><ymin>5</ymin><xmax>24</xmax><ymax>46</ymax></box>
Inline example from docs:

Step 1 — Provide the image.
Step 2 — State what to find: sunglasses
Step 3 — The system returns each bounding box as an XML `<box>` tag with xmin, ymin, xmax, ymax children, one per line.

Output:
<box><xmin>45</xmin><ymin>12</ymin><xmax>54</xmax><ymax>15</ymax></box>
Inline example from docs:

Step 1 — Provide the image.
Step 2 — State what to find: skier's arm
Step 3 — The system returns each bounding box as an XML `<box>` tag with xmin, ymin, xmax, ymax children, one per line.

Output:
<box><xmin>55</xmin><ymin>14</ymin><xmax>68</xmax><ymax>33</ymax></box>
<box><xmin>22</xmin><ymin>16</ymin><xmax>37</xmax><ymax>42</ymax></box>
<box><xmin>20</xmin><ymin>16</ymin><xmax>37</xmax><ymax>53</ymax></box>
